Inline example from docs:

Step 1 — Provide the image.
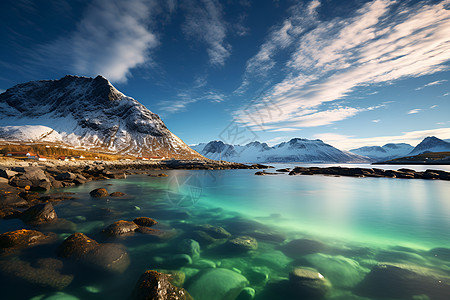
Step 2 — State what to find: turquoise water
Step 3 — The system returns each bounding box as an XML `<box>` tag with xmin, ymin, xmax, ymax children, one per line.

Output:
<box><xmin>0</xmin><ymin>164</ymin><xmax>449</xmax><ymax>299</ymax></box>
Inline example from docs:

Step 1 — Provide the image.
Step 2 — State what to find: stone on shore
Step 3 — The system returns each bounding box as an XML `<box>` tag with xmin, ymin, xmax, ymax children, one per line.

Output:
<box><xmin>130</xmin><ymin>270</ymin><xmax>193</xmax><ymax>300</ymax></box>
<box><xmin>89</xmin><ymin>188</ymin><xmax>109</xmax><ymax>198</ymax></box>
<box><xmin>289</xmin><ymin>267</ymin><xmax>332</xmax><ymax>299</ymax></box>
<box><xmin>20</xmin><ymin>202</ymin><xmax>57</xmax><ymax>225</ymax></box>
<box><xmin>57</xmin><ymin>232</ymin><xmax>130</xmax><ymax>273</ymax></box>
<box><xmin>187</xmin><ymin>268</ymin><xmax>248</xmax><ymax>300</ymax></box>
<box><xmin>9</xmin><ymin>167</ymin><xmax>52</xmax><ymax>190</ymax></box>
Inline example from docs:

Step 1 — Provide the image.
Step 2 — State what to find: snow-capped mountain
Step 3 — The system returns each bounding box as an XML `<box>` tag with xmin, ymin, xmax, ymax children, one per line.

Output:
<box><xmin>350</xmin><ymin>143</ymin><xmax>414</xmax><ymax>161</ymax></box>
<box><xmin>192</xmin><ymin>138</ymin><xmax>370</xmax><ymax>163</ymax></box>
<box><xmin>0</xmin><ymin>75</ymin><xmax>202</xmax><ymax>159</ymax></box>
<box><xmin>407</xmin><ymin>136</ymin><xmax>450</xmax><ymax>156</ymax></box>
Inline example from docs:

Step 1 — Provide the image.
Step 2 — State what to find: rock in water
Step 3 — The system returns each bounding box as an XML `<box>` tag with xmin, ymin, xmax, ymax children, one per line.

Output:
<box><xmin>130</xmin><ymin>270</ymin><xmax>193</xmax><ymax>300</ymax></box>
<box><xmin>225</xmin><ymin>236</ymin><xmax>258</xmax><ymax>252</ymax></box>
<box><xmin>0</xmin><ymin>229</ymin><xmax>53</xmax><ymax>250</ymax></box>
<box><xmin>20</xmin><ymin>203</ymin><xmax>57</xmax><ymax>225</ymax></box>
<box><xmin>0</xmin><ymin>258</ymin><xmax>73</xmax><ymax>290</ymax></box>
<box><xmin>187</xmin><ymin>268</ymin><xmax>249</xmax><ymax>300</ymax></box>
<box><xmin>178</xmin><ymin>239</ymin><xmax>201</xmax><ymax>258</ymax></box>
<box><xmin>89</xmin><ymin>188</ymin><xmax>109</xmax><ymax>198</ymax></box>
<box><xmin>57</xmin><ymin>232</ymin><xmax>129</xmax><ymax>273</ymax></box>
<box><xmin>110</xmin><ymin>191</ymin><xmax>126</xmax><ymax>197</ymax></box>
<box><xmin>133</xmin><ymin>217</ymin><xmax>158</xmax><ymax>227</ymax></box>
<box><xmin>289</xmin><ymin>267</ymin><xmax>331</xmax><ymax>299</ymax></box>
<box><xmin>280</xmin><ymin>238</ymin><xmax>327</xmax><ymax>258</ymax></box>
<box><xmin>356</xmin><ymin>263</ymin><xmax>450</xmax><ymax>300</ymax></box>
<box><xmin>102</xmin><ymin>220</ymin><xmax>139</xmax><ymax>236</ymax></box>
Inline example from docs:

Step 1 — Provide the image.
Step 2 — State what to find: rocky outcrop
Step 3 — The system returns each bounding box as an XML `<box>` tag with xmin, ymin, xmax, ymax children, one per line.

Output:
<box><xmin>57</xmin><ymin>232</ymin><xmax>130</xmax><ymax>273</ymax></box>
<box><xmin>130</xmin><ymin>270</ymin><xmax>193</xmax><ymax>300</ymax></box>
<box><xmin>288</xmin><ymin>166</ymin><xmax>450</xmax><ymax>180</ymax></box>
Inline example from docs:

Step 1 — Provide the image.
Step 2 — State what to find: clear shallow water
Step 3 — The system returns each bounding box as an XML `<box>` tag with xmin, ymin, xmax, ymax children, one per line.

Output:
<box><xmin>0</xmin><ymin>164</ymin><xmax>449</xmax><ymax>299</ymax></box>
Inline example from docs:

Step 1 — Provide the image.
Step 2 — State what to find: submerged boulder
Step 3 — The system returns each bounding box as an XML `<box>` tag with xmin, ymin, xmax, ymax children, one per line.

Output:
<box><xmin>0</xmin><ymin>258</ymin><xmax>73</xmax><ymax>290</ymax></box>
<box><xmin>89</xmin><ymin>188</ymin><xmax>108</xmax><ymax>198</ymax></box>
<box><xmin>102</xmin><ymin>220</ymin><xmax>139</xmax><ymax>236</ymax></box>
<box><xmin>130</xmin><ymin>270</ymin><xmax>193</xmax><ymax>300</ymax></box>
<box><xmin>289</xmin><ymin>267</ymin><xmax>332</xmax><ymax>299</ymax></box>
<box><xmin>57</xmin><ymin>232</ymin><xmax>129</xmax><ymax>273</ymax></box>
<box><xmin>225</xmin><ymin>236</ymin><xmax>258</xmax><ymax>252</ymax></box>
<box><xmin>178</xmin><ymin>239</ymin><xmax>201</xmax><ymax>258</ymax></box>
<box><xmin>356</xmin><ymin>263</ymin><xmax>450</xmax><ymax>300</ymax></box>
<box><xmin>110</xmin><ymin>191</ymin><xmax>126</xmax><ymax>197</ymax></box>
<box><xmin>20</xmin><ymin>203</ymin><xmax>57</xmax><ymax>225</ymax></box>
<box><xmin>187</xmin><ymin>268</ymin><xmax>248</xmax><ymax>300</ymax></box>
<box><xmin>280</xmin><ymin>238</ymin><xmax>327</xmax><ymax>258</ymax></box>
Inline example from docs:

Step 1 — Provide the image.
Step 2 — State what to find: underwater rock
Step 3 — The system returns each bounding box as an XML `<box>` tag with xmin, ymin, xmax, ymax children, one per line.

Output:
<box><xmin>0</xmin><ymin>258</ymin><xmax>73</xmax><ymax>290</ymax></box>
<box><xmin>187</xmin><ymin>268</ymin><xmax>249</xmax><ymax>300</ymax></box>
<box><xmin>89</xmin><ymin>188</ymin><xmax>108</xmax><ymax>198</ymax></box>
<box><xmin>136</xmin><ymin>227</ymin><xmax>178</xmax><ymax>241</ymax></box>
<box><xmin>0</xmin><ymin>229</ymin><xmax>54</xmax><ymax>251</ymax></box>
<box><xmin>224</xmin><ymin>217</ymin><xmax>286</xmax><ymax>243</ymax></box>
<box><xmin>245</xmin><ymin>266</ymin><xmax>269</xmax><ymax>285</ymax></box>
<box><xmin>102</xmin><ymin>220</ymin><xmax>139</xmax><ymax>236</ymax></box>
<box><xmin>20</xmin><ymin>203</ymin><xmax>57</xmax><ymax>225</ymax></box>
<box><xmin>133</xmin><ymin>217</ymin><xmax>158</xmax><ymax>227</ymax></box>
<box><xmin>164</xmin><ymin>254</ymin><xmax>193</xmax><ymax>268</ymax></box>
<box><xmin>109</xmin><ymin>191</ymin><xmax>126</xmax><ymax>197</ymax></box>
<box><xmin>356</xmin><ymin>262</ymin><xmax>450</xmax><ymax>300</ymax></box>
<box><xmin>157</xmin><ymin>270</ymin><xmax>186</xmax><ymax>287</ymax></box>
<box><xmin>192</xmin><ymin>259</ymin><xmax>216</xmax><ymax>269</ymax></box>
<box><xmin>304</xmin><ymin>253</ymin><xmax>369</xmax><ymax>288</ymax></box>
<box><xmin>178</xmin><ymin>239</ymin><xmax>201</xmax><ymax>258</ymax></box>
<box><xmin>225</xmin><ymin>236</ymin><xmax>258</xmax><ymax>252</ymax></box>
<box><xmin>281</xmin><ymin>238</ymin><xmax>327</xmax><ymax>258</ymax></box>
<box><xmin>57</xmin><ymin>232</ymin><xmax>130</xmax><ymax>273</ymax></box>
<box><xmin>289</xmin><ymin>267</ymin><xmax>332</xmax><ymax>299</ymax></box>
<box><xmin>196</xmin><ymin>224</ymin><xmax>232</xmax><ymax>239</ymax></box>
<box><xmin>130</xmin><ymin>270</ymin><xmax>193</xmax><ymax>300</ymax></box>
<box><xmin>236</xmin><ymin>287</ymin><xmax>255</xmax><ymax>300</ymax></box>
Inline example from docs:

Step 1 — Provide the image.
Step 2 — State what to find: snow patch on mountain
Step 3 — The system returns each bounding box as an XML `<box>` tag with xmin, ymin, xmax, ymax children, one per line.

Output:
<box><xmin>350</xmin><ymin>143</ymin><xmax>414</xmax><ymax>161</ymax></box>
<box><xmin>0</xmin><ymin>75</ymin><xmax>202</xmax><ymax>158</ymax></box>
<box><xmin>408</xmin><ymin>136</ymin><xmax>450</xmax><ymax>156</ymax></box>
<box><xmin>0</xmin><ymin>125</ymin><xmax>63</xmax><ymax>143</ymax></box>
<box><xmin>192</xmin><ymin>138</ymin><xmax>370</xmax><ymax>163</ymax></box>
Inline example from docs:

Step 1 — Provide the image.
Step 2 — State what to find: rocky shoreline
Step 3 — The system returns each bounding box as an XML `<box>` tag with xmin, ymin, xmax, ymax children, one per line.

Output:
<box><xmin>254</xmin><ymin>166</ymin><xmax>450</xmax><ymax>180</ymax></box>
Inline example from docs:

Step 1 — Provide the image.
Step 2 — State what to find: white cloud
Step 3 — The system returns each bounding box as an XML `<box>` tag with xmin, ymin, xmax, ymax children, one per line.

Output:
<box><xmin>159</xmin><ymin>90</ymin><xmax>225</xmax><ymax>113</ymax></box>
<box><xmin>415</xmin><ymin>79</ymin><xmax>448</xmax><ymax>90</ymax></box>
<box><xmin>236</xmin><ymin>0</ymin><xmax>450</xmax><ymax>130</ymax></box>
<box><xmin>33</xmin><ymin>0</ymin><xmax>158</xmax><ymax>82</ymax></box>
<box><xmin>408</xmin><ymin>108</ymin><xmax>422</xmax><ymax>114</ymax></box>
<box><xmin>443</xmin><ymin>92</ymin><xmax>450</xmax><ymax>96</ymax></box>
<box><xmin>372</xmin><ymin>119</ymin><xmax>380</xmax><ymax>123</ymax></box>
<box><xmin>315</xmin><ymin>127</ymin><xmax>450</xmax><ymax>150</ymax></box>
<box><xmin>182</xmin><ymin>0</ymin><xmax>230</xmax><ymax>66</ymax></box>
<box><xmin>430</xmin><ymin>105</ymin><xmax>439</xmax><ymax>108</ymax></box>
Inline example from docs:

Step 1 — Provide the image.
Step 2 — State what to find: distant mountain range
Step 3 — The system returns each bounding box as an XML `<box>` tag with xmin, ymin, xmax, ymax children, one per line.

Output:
<box><xmin>0</xmin><ymin>75</ymin><xmax>202</xmax><ymax>159</ymax></box>
<box><xmin>193</xmin><ymin>136</ymin><xmax>450</xmax><ymax>163</ymax></box>
<box><xmin>350</xmin><ymin>136</ymin><xmax>450</xmax><ymax>161</ymax></box>
<box><xmin>191</xmin><ymin>138</ymin><xmax>370</xmax><ymax>163</ymax></box>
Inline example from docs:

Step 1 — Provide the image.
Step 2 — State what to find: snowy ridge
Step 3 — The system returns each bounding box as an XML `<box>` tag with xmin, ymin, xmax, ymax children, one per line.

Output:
<box><xmin>407</xmin><ymin>136</ymin><xmax>450</xmax><ymax>156</ymax></box>
<box><xmin>350</xmin><ymin>143</ymin><xmax>414</xmax><ymax>161</ymax></box>
<box><xmin>0</xmin><ymin>75</ymin><xmax>203</xmax><ymax>158</ymax></box>
<box><xmin>191</xmin><ymin>138</ymin><xmax>370</xmax><ymax>163</ymax></box>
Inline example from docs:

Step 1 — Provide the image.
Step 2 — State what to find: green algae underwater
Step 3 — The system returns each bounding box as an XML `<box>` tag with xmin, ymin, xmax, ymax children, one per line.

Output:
<box><xmin>0</xmin><ymin>165</ymin><xmax>449</xmax><ymax>300</ymax></box>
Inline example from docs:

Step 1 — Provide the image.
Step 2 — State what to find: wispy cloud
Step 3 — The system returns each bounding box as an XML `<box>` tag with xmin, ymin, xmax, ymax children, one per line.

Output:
<box><xmin>372</xmin><ymin>119</ymin><xmax>380</xmax><ymax>123</ymax></box>
<box><xmin>32</xmin><ymin>0</ymin><xmax>158</xmax><ymax>82</ymax></box>
<box><xmin>415</xmin><ymin>79</ymin><xmax>448</xmax><ymax>90</ymax></box>
<box><xmin>443</xmin><ymin>92</ymin><xmax>450</xmax><ymax>96</ymax></box>
<box><xmin>315</xmin><ymin>127</ymin><xmax>450</xmax><ymax>150</ymax></box>
<box><xmin>159</xmin><ymin>90</ymin><xmax>225</xmax><ymax>114</ymax></box>
<box><xmin>408</xmin><ymin>108</ymin><xmax>422</xmax><ymax>114</ymax></box>
<box><xmin>182</xmin><ymin>0</ymin><xmax>230</xmax><ymax>66</ymax></box>
<box><xmin>235</xmin><ymin>0</ymin><xmax>450</xmax><ymax>130</ymax></box>
<box><xmin>430</xmin><ymin>105</ymin><xmax>439</xmax><ymax>109</ymax></box>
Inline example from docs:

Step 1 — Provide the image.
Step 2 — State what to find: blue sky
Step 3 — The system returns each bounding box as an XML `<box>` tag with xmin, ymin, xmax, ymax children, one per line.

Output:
<box><xmin>1</xmin><ymin>0</ymin><xmax>449</xmax><ymax>150</ymax></box>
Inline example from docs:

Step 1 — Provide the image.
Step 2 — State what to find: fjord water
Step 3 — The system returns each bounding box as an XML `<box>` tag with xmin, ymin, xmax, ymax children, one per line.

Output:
<box><xmin>1</xmin><ymin>164</ymin><xmax>449</xmax><ymax>299</ymax></box>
